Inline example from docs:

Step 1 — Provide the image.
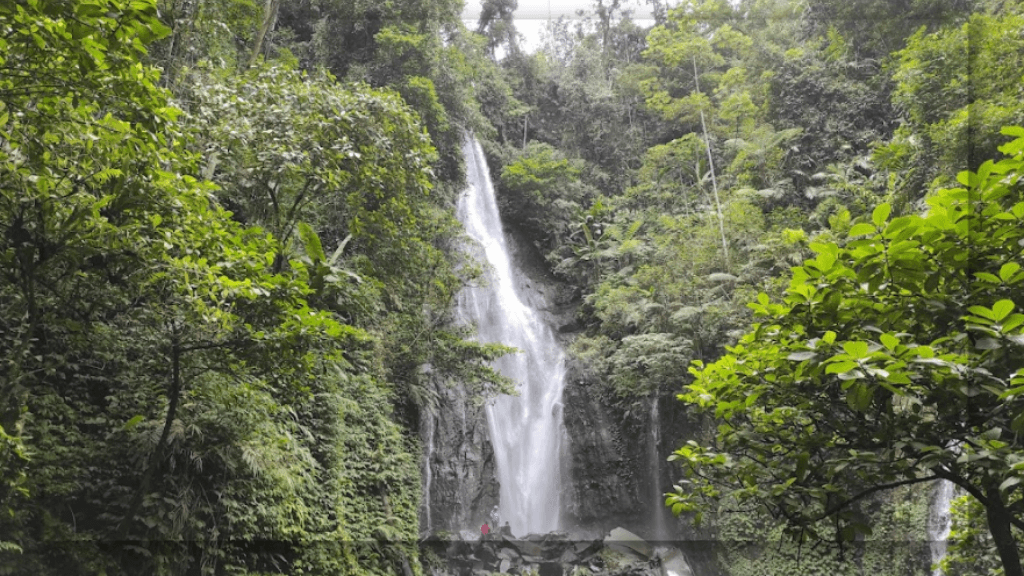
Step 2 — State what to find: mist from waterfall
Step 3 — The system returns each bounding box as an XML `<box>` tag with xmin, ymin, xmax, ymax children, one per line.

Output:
<box><xmin>455</xmin><ymin>135</ymin><xmax>568</xmax><ymax>536</ymax></box>
<box><xmin>422</xmin><ymin>411</ymin><xmax>433</xmax><ymax>531</ymax></box>
<box><xmin>928</xmin><ymin>479</ymin><xmax>955</xmax><ymax>575</ymax></box>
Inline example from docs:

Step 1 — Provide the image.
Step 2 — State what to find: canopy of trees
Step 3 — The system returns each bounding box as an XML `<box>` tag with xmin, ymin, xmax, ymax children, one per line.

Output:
<box><xmin>673</xmin><ymin>130</ymin><xmax>1024</xmax><ymax>576</ymax></box>
<box><xmin>3</xmin><ymin>0</ymin><xmax>1023</xmax><ymax>574</ymax></box>
<box><xmin>473</xmin><ymin>0</ymin><xmax>1023</xmax><ymax>574</ymax></box>
<box><xmin>1</xmin><ymin>0</ymin><xmax>509</xmax><ymax>574</ymax></box>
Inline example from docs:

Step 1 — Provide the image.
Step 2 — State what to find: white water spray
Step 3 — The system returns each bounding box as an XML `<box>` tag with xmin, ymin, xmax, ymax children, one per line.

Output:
<box><xmin>648</xmin><ymin>394</ymin><xmax>669</xmax><ymax>540</ymax></box>
<box><xmin>421</xmin><ymin>408</ymin><xmax>435</xmax><ymax>531</ymax></box>
<box><xmin>456</xmin><ymin>135</ymin><xmax>567</xmax><ymax>536</ymax></box>
<box><xmin>928</xmin><ymin>479</ymin><xmax>955</xmax><ymax>576</ymax></box>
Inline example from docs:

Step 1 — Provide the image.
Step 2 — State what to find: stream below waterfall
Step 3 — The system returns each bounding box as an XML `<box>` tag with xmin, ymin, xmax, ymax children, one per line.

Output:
<box><xmin>454</xmin><ymin>135</ymin><xmax>568</xmax><ymax>536</ymax></box>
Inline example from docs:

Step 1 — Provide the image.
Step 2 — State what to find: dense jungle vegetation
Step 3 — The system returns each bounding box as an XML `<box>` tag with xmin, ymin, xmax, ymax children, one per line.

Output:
<box><xmin>0</xmin><ymin>0</ymin><xmax>1022</xmax><ymax>575</ymax></box>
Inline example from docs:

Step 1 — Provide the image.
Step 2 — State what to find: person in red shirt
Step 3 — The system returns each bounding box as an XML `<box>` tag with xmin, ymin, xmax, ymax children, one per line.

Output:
<box><xmin>481</xmin><ymin>522</ymin><xmax>490</xmax><ymax>535</ymax></box>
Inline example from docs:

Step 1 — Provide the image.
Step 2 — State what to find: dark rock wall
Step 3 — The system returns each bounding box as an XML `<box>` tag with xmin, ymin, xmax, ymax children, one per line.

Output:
<box><xmin>560</xmin><ymin>363</ymin><xmax>707</xmax><ymax>541</ymax></box>
<box><xmin>424</xmin><ymin>218</ymin><xmax>700</xmax><ymax>539</ymax></box>
<box><xmin>561</xmin><ymin>362</ymin><xmax>645</xmax><ymax>533</ymax></box>
<box><xmin>422</xmin><ymin>378</ymin><xmax>500</xmax><ymax>533</ymax></box>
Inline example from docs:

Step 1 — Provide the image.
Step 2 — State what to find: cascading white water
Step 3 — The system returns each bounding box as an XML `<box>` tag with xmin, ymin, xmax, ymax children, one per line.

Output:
<box><xmin>928</xmin><ymin>480</ymin><xmax>956</xmax><ymax>575</ymax></box>
<box><xmin>421</xmin><ymin>408</ymin><xmax>435</xmax><ymax>532</ymax></box>
<box><xmin>648</xmin><ymin>394</ymin><xmax>668</xmax><ymax>540</ymax></box>
<box><xmin>456</xmin><ymin>135</ymin><xmax>567</xmax><ymax>536</ymax></box>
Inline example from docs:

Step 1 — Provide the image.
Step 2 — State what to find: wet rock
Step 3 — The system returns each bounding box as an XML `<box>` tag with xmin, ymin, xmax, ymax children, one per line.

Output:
<box><xmin>422</xmin><ymin>378</ymin><xmax>500</xmax><ymax>532</ymax></box>
<box><xmin>562</xmin><ymin>362</ymin><xmax>645</xmax><ymax>530</ymax></box>
<box><xmin>605</xmin><ymin>527</ymin><xmax>654</xmax><ymax>559</ymax></box>
<box><xmin>599</xmin><ymin>548</ymin><xmax>652</xmax><ymax>574</ymax></box>
<box><xmin>558</xmin><ymin>319</ymin><xmax>582</xmax><ymax>333</ymax></box>
<box><xmin>447</xmin><ymin>538</ymin><xmax>474</xmax><ymax>559</ymax></box>
<box><xmin>558</xmin><ymin>546</ymin><xmax>580</xmax><ymax>565</ymax></box>
<box><xmin>539</xmin><ymin>562</ymin><xmax>563</xmax><ymax>576</ymax></box>
<box><xmin>515</xmin><ymin>539</ymin><xmax>545</xmax><ymax>561</ymax></box>
<box><xmin>656</xmin><ymin>547</ymin><xmax>694</xmax><ymax>576</ymax></box>
<box><xmin>476</xmin><ymin>542</ymin><xmax>498</xmax><ymax>564</ymax></box>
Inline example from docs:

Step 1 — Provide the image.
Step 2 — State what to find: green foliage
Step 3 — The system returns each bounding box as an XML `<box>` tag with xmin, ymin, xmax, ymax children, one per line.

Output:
<box><xmin>672</xmin><ymin>128</ymin><xmax>1024</xmax><ymax>575</ymax></box>
<box><xmin>803</xmin><ymin>0</ymin><xmax>973</xmax><ymax>59</ymax></box>
<box><xmin>0</xmin><ymin>13</ymin><xmax>379</xmax><ymax>561</ymax></box>
<box><xmin>0</xmin><ymin>1</ymin><xmax>519</xmax><ymax>573</ymax></box>
<box><xmin>942</xmin><ymin>492</ymin><xmax>1023</xmax><ymax>576</ymax></box>
<box><xmin>183</xmin><ymin>65</ymin><xmax>436</xmax><ymax>280</ymax></box>
<box><xmin>642</xmin><ymin>0</ymin><xmax>758</xmax><ymax>130</ymax></box>
<box><xmin>765</xmin><ymin>35</ymin><xmax>894</xmax><ymax>196</ymax></box>
<box><xmin>150</xmin><ymin>0</ymin><xmax>263</xmax><ymax>80</ymax></box>
<box><xmin>497</xmin><ymin>142</ymin><xmax>593</xmax><ymax>247</ymax></box>
<box><xmin>712</xmin><ymin>484</ymin><xmax>931</xmax><ymax>576</ymax></box>
<box><xmin>476</xmin><ymin>0</ymin><xmax>520</xmax><ymax>58</ymax></box>
<box><xmin>879</xmin><ymin>5</ymin><xmax>1024</xmax><ymax>198</ymax></box>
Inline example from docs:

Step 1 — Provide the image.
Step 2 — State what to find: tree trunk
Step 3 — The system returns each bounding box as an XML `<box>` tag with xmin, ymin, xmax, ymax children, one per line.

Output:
<box><xmin>118</xmin><ymin>336</ymin><xmax>184</xmax><ymax>537</ymax></box>
<box><xmin>985</xmin><ymin>484</ymin><xmax>1023</xmax><ymax>576</ymax></box>
<box><xmin>692</xmin><ymin>56</ymin><xmax>730</xmax><ymax>270</ymax></box>
<box><xmin>246</xmin><ymin>0</ymin><xmax>282</xmax><ymax>69</ymax></box>
<box><xmin>162</xmin><ymin>0</ymin><xmax>199</xmax><ymax>87</ymax></box>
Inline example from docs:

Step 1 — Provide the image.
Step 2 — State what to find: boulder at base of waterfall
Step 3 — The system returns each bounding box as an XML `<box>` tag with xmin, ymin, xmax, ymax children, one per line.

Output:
<box><xmin>495</xmin><ymin>545</ymin><xmax>520</xmax><ymax>571</ymax></box>
<box><xmin>476</xmin><ymin>542</ymin><xmax>498</xmax><ymax>564</ymax></box>
<box><xmin>605</xmin><ymin>527</ymin><xmax>654</xmax><ymax>559</ymax></box>
<box><xmin>575</xmin><ymin>538</ymin><xmax>604</xmax><ymax>558</ymax></box>
<box><xmin>655</xmin><ymin>547</ymin><xmax>695</xmax><ymax>576</ymax></box>
<box><xmin>538</xmin><ymin>561</ymin><xmax>563</xmax><ymax>576</ymax></box>
<box><xmin>558</xmin><ymin>546</ymin><xmax>580</xmax><ymax>565</ymax></box>
<box><xmin>423</xmin><ymin>529</ymin><xmax>667</xmax><ymax>576</ymax></box>
<box><xmin>533</xmin><ymin>531</ymin><xmax>572</xmax><ymax>557</ymax></box>
<box><xmin>515</xmin><ymin>539</ymin><xmax>546</xmax><ymax>562</ymax></box>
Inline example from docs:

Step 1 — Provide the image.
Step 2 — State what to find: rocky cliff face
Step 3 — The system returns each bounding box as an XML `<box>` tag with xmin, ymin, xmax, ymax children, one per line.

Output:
<box><xmin>561</xmin><ymin>361</ymin><xmax>645</xmax><ymax>534</ymax></box>
<box><xmin>560</xmin><ymin>362</ymin><xmax>708</xmax><ymax>541</ymax></box>
<box><xmin>421</xmin><ymin>221</ymin><xmax>696</xmax><ymax>540</ymax></box>
<box><xmin>421</xmin><ymin>376</ymin><xmax>500</xmax><ymax>533</ymax></box>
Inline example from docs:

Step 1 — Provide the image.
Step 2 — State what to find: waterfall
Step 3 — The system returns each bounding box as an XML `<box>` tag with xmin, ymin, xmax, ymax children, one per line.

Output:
<box><xmin>421</xmin><ymin>407</ymin><xmax>435</xmax><ymax>532</ymax></box>
<box><xmin>928</xmin><ymin>479</ymin><xmax>955</xmax><ymax>575</ymax></box>
<box><xmin>456</xmin><ymin>135</ymin><xmax>567</xmax><ymax>536</ymax></box>
<box><xmin>648</xmin><ymin>394</ymin><xmax>669</xmax><ymax>540</ymax></box>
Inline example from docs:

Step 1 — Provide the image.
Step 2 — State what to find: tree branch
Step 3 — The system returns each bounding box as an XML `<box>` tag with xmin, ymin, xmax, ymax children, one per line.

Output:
<box><xmin>811</xmin><ymin>474</ymin><xmax>940</xmax><ymax>522</ymax></box>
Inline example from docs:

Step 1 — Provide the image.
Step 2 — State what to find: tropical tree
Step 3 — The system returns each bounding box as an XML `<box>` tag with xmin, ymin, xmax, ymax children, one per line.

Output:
<box><xmin>0</xmin><ymin>1</ymin><xmax>501</xmax><ymax>573</ymax></box>
<box><xmin>802</xmin><ymin>0</ymin><xmax>974</xmax><ymax>60</ymax></box>
<box><xmin>496</xmin><ymin>141</ymin><xmax>594</xmax><ymax>249</ymax></box>
<box><xmin>671</xmin><ymin>128</ymin><xmax>1024</xmax><ymax>576</ymax></box>
<box><xmin>877</xmin><ymin>4</ymin><xmax>1024</xmax><ymax>200</ymax></box>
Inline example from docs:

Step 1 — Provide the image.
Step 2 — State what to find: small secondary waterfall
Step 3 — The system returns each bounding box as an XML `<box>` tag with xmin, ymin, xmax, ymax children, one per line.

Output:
<box><xmin>928</xmin><ymin>480</ymin><xmax>956</xmax><ymax>575</ymax></box>
<box><xmin>421</xmin><ymin>409</ymin><xmax>435</xmax><ymax>531</ymax></box>
<box><xmin>456</xmin><ymin>135</ymin><xmax>567</xmax><ymax>536</ymax></box>
<box><xmin>648</xmin><ymin>395</ymin><xmax>669</xmax><ymax>540</ymax></box>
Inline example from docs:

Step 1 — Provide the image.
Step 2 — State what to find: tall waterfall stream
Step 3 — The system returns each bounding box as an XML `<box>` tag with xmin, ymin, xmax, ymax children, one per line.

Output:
<box><xmin>454</xmin><ymin>135</ymin><xmax>568</xmax><ymax>536</ymax></box>
<box><xmin>426</xmin><ymin>136</ymin><xmax>956</xmax><ymax>576</ymax></box>
<box><xmin>928</xmin><ymin>480</ymin><xmax>956</xmax><ymax>575</ymax></box>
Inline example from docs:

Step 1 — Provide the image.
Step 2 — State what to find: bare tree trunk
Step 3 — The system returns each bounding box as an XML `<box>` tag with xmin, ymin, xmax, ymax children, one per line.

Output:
<box><xmin>162</xmin><ymin>0</ymin><xmax>200</xmax><ymax>88</ymax></box>
<box><xmin>246</xmin><ymin>0</ymin><xmax>282</xmax><ymax>69</ymax></box>
<box><xmin>693</xmin><ymin>56</ymin><xmax>730</xmax><ymax>270</ymax></box>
